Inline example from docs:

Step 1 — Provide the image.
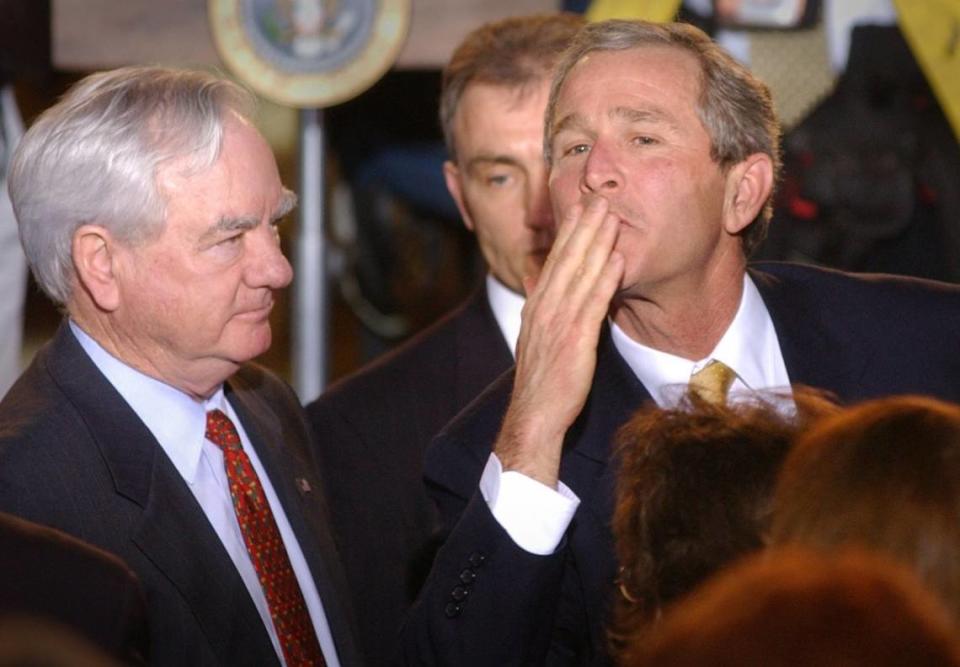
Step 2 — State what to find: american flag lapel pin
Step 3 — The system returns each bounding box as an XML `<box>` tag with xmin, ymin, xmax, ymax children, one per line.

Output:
<box><xmin>296</xmin><ymin>477</ymin><xmax>312</xmax><ymax>495</ymax></box>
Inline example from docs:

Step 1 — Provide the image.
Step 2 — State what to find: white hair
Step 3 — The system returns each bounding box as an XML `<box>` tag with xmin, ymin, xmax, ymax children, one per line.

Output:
<box><xmin>7</xmin><ymin>66</ymin><xmax>255</xmax><ymax>305</ymax></box>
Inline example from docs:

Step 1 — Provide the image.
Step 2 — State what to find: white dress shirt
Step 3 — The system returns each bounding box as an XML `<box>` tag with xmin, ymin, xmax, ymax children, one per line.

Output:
<box><xmin>479</xmin><ymin>274</ymin><xmax>792</xmax><ymax>555</ymax></box>
<box><xmin>485</xmin><ymin>273</ymin><xmax>525</xmax><ymax>359</ymax></box>
<box><xmin>70</xmin><ymin>322</ymin><xmax>341</xmax><ymax>667</ymax></box>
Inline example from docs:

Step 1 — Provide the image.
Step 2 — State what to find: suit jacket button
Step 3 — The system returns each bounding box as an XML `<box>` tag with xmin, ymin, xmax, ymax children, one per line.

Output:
<box><xmin>444</xmin><ymin>602</ymin><xmax>463</xmax><ymax>618</ymax></box>
<box><xmin>451</xmin><ymin>585</ymin><xmax>469</xmax><ymax>601</ymax></box>
<box><xmin>459</xmin><ymin>568</ymin><xmax>477</xmax><ymax>585</ymax></box>
<box><xmin>467</xmin><ymin>552</ymin><xmax>486</xmax><ymax>568</ymax></box>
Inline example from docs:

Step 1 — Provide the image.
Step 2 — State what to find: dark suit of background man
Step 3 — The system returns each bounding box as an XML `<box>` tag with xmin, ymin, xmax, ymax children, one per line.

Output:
<box><xmin>0</xmin><ymin>66</ymin><xmax>362</xmax><ymax>666</ymax></box>
<box><xmin>401</xmin><ymin>20</ymin><xmax>960</xmax><ymax>665</ymax></box>
<box><xmin>306</xmin><ymin>13</ymin><xmax>584</xmax><ymax>666</ymax></box>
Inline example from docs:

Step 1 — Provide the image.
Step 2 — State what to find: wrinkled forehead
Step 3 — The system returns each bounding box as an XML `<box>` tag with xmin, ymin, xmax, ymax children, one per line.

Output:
<box><xmin>558</xmin><ymin>45</ymin><xmax>703</xmax><ymax>104</ymax></box>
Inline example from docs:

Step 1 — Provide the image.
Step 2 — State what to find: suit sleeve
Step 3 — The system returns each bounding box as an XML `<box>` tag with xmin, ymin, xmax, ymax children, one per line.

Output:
<box><xmin>398</xmin><ymin>481</ymin><xmax>569</xmax><ymax>666</ymax></box>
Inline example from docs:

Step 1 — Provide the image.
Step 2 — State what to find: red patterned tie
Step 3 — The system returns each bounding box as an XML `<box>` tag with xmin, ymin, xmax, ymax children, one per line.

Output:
<box><xmin>205</xmin><ymin>409</ymin><xmax>326</xmax><ymax>667</ymax></box>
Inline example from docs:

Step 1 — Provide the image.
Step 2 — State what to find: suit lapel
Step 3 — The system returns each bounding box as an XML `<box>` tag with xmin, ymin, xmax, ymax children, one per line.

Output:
<box><xmin>453</xmin><ymin>284</ymin><xmax>515</xmax><ymax>410</ymax></box>
<box><xmin>561</xmin><ymin>327</ymin><xmax>653</xmax><ymax>518</ymax></box>
<box><xmin>750</xmin><ymin>265</ymin><xmax>871</xmax><ymax>401</ymax></box>
<box><xmin>46</xmin><ymin>322</ymin><xmax>278</xmax><ymax>665</ymax></box>
<box><xmin>226</xmin><ymin>377</ymin><xmax>362</xmax><ymax>666</ymax></box>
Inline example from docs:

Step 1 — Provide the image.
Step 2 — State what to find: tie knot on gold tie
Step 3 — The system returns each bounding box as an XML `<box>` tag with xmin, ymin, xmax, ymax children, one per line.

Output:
<box><xmin>689</xmin><ymin>360</ymin><xmax>736</xmax><ymax>405</ymax></box>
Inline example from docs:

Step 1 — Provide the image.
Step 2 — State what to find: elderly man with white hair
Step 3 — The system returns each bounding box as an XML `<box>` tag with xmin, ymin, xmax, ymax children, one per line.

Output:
<box><xmin>0</xmin><ymin>66</ymin><xmax>361</xmax><ymax>667</ymax></box>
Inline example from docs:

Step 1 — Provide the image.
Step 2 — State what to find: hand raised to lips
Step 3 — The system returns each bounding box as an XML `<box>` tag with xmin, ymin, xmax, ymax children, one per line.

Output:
<box><xmin>493</xmin><ymin>195</ymin><xmax>625</xmax><ymax>489</ymax></box>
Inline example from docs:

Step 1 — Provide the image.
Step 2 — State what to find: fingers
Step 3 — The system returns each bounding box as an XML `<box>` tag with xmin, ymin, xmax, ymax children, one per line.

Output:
<box><xmin>583</xmin><ymin>248</ymin><xmax>624</xmax><ymax>325</ymax></box>
<box><xmin>535</xmin><ymin>197</ymin><xmax>620</xmax><ymax>318</ymax></box>
<box><xmin>501</xmin><ymin>199</ymin><xmax>625</xmax><ymax>485</ymax></box>
<box><xmin>532</xmin><ymin>196</ymin><xmax>610</xmax><ymax>298</ymax></box>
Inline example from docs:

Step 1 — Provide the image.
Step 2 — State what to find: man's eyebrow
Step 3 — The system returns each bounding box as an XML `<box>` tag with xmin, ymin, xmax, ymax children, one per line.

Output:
<box><xmin>551</xmin><ymin>106</ymin><xmax>676</xmax><ymax>141</ymax></box>
<box><xmin>273</xmin><ymin>188</ymin><xmax>298</xmax><ymax>220</ymax></box>
<box><xmin>551</xmin><ymin>111</ymin><xmax>589</xmax><ymax>141</ymax></box>
<box><xmin>203</xmin><ymin>216</ymin><xmax>259</xmax><ymax>242</ymax></box>
<box><xmin>465</xmin><ymin>154</ymin><xmax>522</xmax><ymax>173</ymax></box>
<box><xmin>200</xmin><ymin>189</ymin><xmax>299</xmax><ymax>243</ymax></box>
<box><xmin>611</xmin><ymin>106</ymin><xmax>675</xmax><ymax>127</ymax></box>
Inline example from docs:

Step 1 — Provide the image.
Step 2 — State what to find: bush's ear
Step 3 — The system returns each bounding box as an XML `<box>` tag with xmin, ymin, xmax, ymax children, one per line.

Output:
<box><xmin>443</xmin><ymin>160</ymin><xmax>476</xmax><ymax>232</ymax></box>
<box><xmin>723</xmin><ymin>153</ymin><xmax>773</xmax><ymax>235</ymax></box>
<box><xmin>72</xmin><ymin>225</ymin><xmax>121</xmax><ymax>312</ymax></box>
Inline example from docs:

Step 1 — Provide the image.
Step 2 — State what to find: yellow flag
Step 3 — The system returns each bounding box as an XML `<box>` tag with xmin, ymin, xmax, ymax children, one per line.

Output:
<box><xmin>585</xmin><ymin>0</ymin><xmax>682</xmax><ymax>23</ymax></box>
<box><xmin>893</xmin><ymin>0</ymin><xmax>960</xmax><ymax>142</ymax></box>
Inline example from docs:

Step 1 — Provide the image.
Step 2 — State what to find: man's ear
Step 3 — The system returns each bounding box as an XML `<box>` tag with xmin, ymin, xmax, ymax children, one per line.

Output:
<box><xmin>443</xmin><ymin>159</ymin><xmax>476</xmax><ymax>233</ymax></box>
<box><xmin>72</xmin><ymin>225</ymin><xmax>122</xmax><ymax>312</ymax></box>
<box><xmin>723</xmin><ymin>153</ymin><xmax>774</xmax><ymax>235</ymax></box>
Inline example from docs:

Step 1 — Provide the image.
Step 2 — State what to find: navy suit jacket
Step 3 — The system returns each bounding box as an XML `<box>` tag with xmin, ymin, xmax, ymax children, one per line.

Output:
<box><xmin>400</xmin><ymin>263</ymin><xmax>960</xmax><ymax>666</ymax></box>
<box><xmin>307</xmin><ymin>284</ymin><xmax>514</xmax><ymax>666</ymax></box>
<box><xmin>0</xmin><ymin>322</ymin><xmax>363</xmax><ymax>666</ymax></box>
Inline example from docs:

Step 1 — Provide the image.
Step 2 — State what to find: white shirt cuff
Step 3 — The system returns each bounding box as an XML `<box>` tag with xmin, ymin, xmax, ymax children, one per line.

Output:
<box><xmin>478</xmin><ymin>453</ymin><xmax>580</xmax><ymax>555</ymax></box>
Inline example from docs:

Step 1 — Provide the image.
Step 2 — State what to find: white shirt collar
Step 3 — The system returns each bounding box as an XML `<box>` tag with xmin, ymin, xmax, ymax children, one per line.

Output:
<box><xmin>69</xmin><ymin>320</ymin><xmax>223</xmax><ymax>484</ymax></box>
<box><xmin>485</xmin><ymin>273</ymin><xmax>525</xmax><ymax>359</ymax></box>
<box><xmin>610</xmin><ymin>274</ymin><xmax>791</xmax><ymax>406</ymax></box>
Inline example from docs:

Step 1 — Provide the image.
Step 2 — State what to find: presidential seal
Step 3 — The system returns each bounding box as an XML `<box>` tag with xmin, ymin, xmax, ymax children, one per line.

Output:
<box><xmin>209</xmin><ymin>0</ymin><xmax>411</xmax><ymax>107</ymax></box>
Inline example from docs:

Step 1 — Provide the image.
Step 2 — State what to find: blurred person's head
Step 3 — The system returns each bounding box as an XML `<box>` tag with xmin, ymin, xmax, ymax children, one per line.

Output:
<box><xmin>0</xmin><ymin>615</ymin><xmax>121</xmax><ymax>667</ymax></box>
<box><xmin>612</xmin><ymin>389</ymin><xmax>833</xmax><ymax>635</ymax></box>
<box><xmin>624</xmin><ymin>547</ymin><xmax>960</xmax><ymax>667</ymax></box>
<box><xmin>440</xmin><ymin>13</ymin><xmax>584</xmax><ymax>294</ymax></box>
<box><xmin>771</xmin><ymin>395</ymin><xmax>960</xmax><ymax>621</ymax></box>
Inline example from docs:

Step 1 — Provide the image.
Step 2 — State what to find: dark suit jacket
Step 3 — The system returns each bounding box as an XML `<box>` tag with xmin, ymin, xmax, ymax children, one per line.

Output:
<box><xmin>0</xmin><ymin>322</ymin><xmax>363</xmax><ymax>666</ymax></box>
<box><xmin>400</xmin><ymin>263</ymin><xmax>960</xmax><ymax>666</ymax></box>
<box><xmin>307</xmin><ymin>284</ymin><xmax>514</xmax><ymax>666</ymax></box>
<box><xmin>0</xmin><ymin>510</ymin><xmax>148</xmax><ymax>663</ymax></box>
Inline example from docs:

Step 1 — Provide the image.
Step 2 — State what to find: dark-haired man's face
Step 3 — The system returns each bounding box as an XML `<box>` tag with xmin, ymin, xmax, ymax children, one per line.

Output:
<box><xmin>444</xmin><ymin>79</ymin><xmax>556</xmax><ymax>294</ymax></box>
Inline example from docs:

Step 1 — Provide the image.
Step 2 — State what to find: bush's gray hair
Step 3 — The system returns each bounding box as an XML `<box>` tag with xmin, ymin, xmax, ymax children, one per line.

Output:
<box><xmin>543</xmin><ymin>20</ymin><xmax>782</xmax><ymax>256</ymax></box>
<box><xmin>7</xmin><ymin>66</ymin><xmax>256</xmax><ymax>305</ymax></box>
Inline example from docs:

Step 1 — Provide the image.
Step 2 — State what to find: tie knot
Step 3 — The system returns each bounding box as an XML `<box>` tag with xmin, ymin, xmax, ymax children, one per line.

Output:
<box><xmin>689</xmin><ymin>360</ymin><xmax>736</xmax><ymax>405</ymax></box>
<box><xmin>206</xmin><ymin>409</ymin><xmax>241</xmax><ymax>451</ymax></box>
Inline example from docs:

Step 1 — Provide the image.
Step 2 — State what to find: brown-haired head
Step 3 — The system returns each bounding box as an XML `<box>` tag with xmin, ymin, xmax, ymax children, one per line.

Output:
<box><xmin>625</xmin><ymin>547</ymin><xmax>960</xmax><ymax>667</ymax></box>
<box><xmin>440</xmin><ymin>13</ymin><xmax>584</xmax><ymax>163</ymax></box>
<box><xmin>771</xmin><ymin>395</ymin><xmax>960</xmax><ymax>621</ymax></box>
<box><xmin>611</xmin><ymin>388</ymin><xmax>835</xmax><ymax>654</ymax></box>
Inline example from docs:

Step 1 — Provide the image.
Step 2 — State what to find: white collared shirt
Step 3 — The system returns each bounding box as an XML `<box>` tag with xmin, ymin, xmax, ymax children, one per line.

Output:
<box><xmin>485</xmin><ymin>273</ymin><xmax>526</xmax><ymax>359</ymax></box>
<box><xmin>610</xmin><ymin>274</ymin><xmax>791</xmax><ymax>407</ymax></box>
<box><xmin>479</xmin><ymin>274</ymin><xmax>792</xmax><ymax>555</ymax></box>
<box><xmin>70</xmin><ymin>322</ymin><xmax>341</xmax><ymax>667</ymax></box>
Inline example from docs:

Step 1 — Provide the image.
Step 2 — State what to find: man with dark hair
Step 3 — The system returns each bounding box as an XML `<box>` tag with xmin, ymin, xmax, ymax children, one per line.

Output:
<box><xmin>306</xmin><ymin>14</ymin><xmax>583</xmax><ymax>665</ymax></box>
<box><xmin>402</xmin><ymin>18</ymin><xmax>960</xmax><ymax>666</ymax></box>
<box><xmin>0</xmin><ymin>66</ymin><xmax>360</xmax><ymax>666</ymax></box>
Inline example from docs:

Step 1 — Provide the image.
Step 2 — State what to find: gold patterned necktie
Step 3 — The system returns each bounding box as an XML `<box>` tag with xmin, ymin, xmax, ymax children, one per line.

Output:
<box><xmin>206</xmin><ymin>409</ymin><xmax>326</xmax><ymax>667</ymax></box>
<box><xmin>689</xmin><ymin>360</ymin><xmax>737</xmax><ymax>405</ymax></box>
